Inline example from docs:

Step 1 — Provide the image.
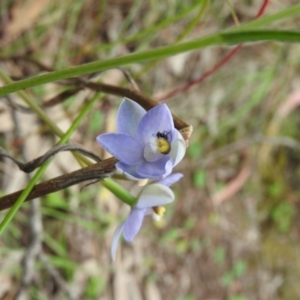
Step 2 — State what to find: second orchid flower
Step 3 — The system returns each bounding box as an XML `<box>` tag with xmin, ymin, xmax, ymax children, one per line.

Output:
<box><xmin>111</xmin><ymin>173</ymin><xmax>183</xmax><ymax>260</ymax></box>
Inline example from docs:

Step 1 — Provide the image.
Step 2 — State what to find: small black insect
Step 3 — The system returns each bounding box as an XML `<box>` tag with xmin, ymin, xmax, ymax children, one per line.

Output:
<box><xmin>156</xmin><ymin>131</ymin><xmax>170</xmax><ymax>140</ymax></box>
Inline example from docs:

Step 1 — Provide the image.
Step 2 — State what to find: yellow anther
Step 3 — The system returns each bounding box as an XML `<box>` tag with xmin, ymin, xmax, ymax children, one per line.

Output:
<box><xmin>157</xmin><ymin>139</ymin><xmax>171</xmax><ymax>154</ymax></box>
<box><xmin>153</xmin><ymin>206</ymin><xmax>166</xmax><ymax>217</ymax></box>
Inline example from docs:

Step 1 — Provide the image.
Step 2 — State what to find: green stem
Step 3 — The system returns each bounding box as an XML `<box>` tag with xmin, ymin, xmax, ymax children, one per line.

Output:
<box><xmin>102</xmin><ymin>179</ymin><xmax>136</xmax><ymax>206</ymax></box>
<box><xmin>0</xmin><ymin>161</ymin><xmax>52</xmax><ymax>235</ymax></box>
<box><xmin>0</xmin><ymin>96</ymin><xmax>95</xmax><ymax>234</ymax></box>
<box><xmin>0</xmin><ymin>93</ymin><xmax>134</xmax><ymax>233</ymax></box>
<box><xmin>1</xmin><ymin>30</ymin><xmax>300</xmax><ymax>97</ymax></box>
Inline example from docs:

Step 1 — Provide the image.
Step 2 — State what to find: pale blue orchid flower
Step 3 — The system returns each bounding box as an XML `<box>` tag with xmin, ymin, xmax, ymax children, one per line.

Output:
<box><xmin>97</xmin><ymin>98</ymin><xmax>186</xmax><ymax>180</ymax></box>
<box><xmin>111</xmin><ymin>173</ymin><xmax>183</xmax><ymax>261</ymax></box>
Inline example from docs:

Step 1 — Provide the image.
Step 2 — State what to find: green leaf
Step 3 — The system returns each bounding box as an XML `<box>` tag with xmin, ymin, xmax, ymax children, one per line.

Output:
<box><xmin>1</xmin><ymin>30</ymin><xmax>300</xmax><ymax>97</ymax></box>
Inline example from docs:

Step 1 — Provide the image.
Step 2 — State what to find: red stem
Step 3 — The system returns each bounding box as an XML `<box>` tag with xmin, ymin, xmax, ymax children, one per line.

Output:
<box><xmin>157</xmin><ymin>0</ymin><xmax>269</xmax><ymax>102</ymax></box>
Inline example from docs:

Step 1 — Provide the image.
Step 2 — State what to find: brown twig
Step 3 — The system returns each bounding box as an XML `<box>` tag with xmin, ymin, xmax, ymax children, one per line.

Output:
<box><xmin>0</xmin><ymin>157</ymin><xmax>118</xmax><ymax>211</ymax></box>
<box><xmin>0</xmin><ymin>143</ymin><xmax>101</xmax><ymax>173</ymax></box>
<box><xmin>212</xmin><ymin>156</ymin><xmax>251</xmax><ymax>206</ymax></box>
<box><xmin>0</xmin><ymin>89</ymin><xmax>191</xmax><ymax>211</ymax></box>
<box><xmin>0</xmin><ymin>55</ymin><xmax>192</xmax><ymax>134</ymax></box>
<box><xmin>9</xmin><ymin>99</ymin><xmax>78</xmax><ymax>300</ymax></box>
<box><xmin>83</xmin><ymin>80</ymin><xmax>190</xmax><ymax>132</ymax></box>
<box><xmin>43</xmin><ymin>87</ymin><xmax>83</xmax><ymax>107</ymax></box>
<box><xmin>0</xmin><ymin>58</ymin><xmax>193</xmax><ymax>212</ymax></box>
<box><xmin>0</xmin><ymin>55</ymin><xmax>53</xmax><ymax>72</ymax></box>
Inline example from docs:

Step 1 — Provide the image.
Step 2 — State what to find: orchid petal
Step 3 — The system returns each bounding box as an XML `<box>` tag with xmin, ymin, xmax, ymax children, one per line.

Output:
<box><xmin>157</xmin><ymin>173</ymin><xmax>183</xmax><ymax>187</ymax></box>
<box><xmin>135</xmin><ymin>183</ymin><xmax>175</xmax><ymax>208</ymax></box>
<box><xmin>117</xmin><ymin>98</ymin><xmax>146</xmax><ymax>136</ymax></box>
<box><xmin>136</xmin><ymin>156</ymin><xmax>170</xmax><ymax>180</ymax></box>
<box><xmin>111</xmin><ymin>222</ymin><xmax>125</xmax><ymax>261</ymax></box>
<box><xmin>97</xmin><ymin>133</ymin><xmax>143</xmax><ymax>165</ymax></box>
<box><xmin>164</xmin><ymin>160</ymin><xmax>173</xmax><ymax>177</ymax></box>
<box><xmin>123</xmin><ymin>208</ymin><xmax>147</xmax><ymax>242</ymax></box>
<box><xmin>169</xmin><ymin>130</ymin><xmax>186</xmax><ymax>166</ymax></box>
<box><xmin>137</xmin><ymin>104</ymin><xmax>174</xmax><ymax>144</ymax></box>
<box><xmin>116</xmin><ymin>162</ymin><xmax>145</xmax><ymax>180</ymax></box>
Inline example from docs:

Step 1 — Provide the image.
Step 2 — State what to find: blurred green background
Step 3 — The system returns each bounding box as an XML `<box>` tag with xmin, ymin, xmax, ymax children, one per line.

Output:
<box><xmin>1</xmin><ymin>0</ymin><xmax>300</xmax><ymax>299</ymax></box>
